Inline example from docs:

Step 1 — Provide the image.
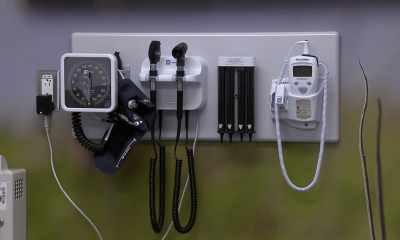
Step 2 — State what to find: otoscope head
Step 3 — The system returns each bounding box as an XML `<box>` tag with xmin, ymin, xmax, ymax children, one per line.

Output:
<box><xmin>172</xmin><ymin>43</ymin><xmax>188</xmax><ymax>60</ymax></box>
<box><xmin>148</xmin><ymin>41</ymin><xmax>161</xmax><ymax>64</ymax></box>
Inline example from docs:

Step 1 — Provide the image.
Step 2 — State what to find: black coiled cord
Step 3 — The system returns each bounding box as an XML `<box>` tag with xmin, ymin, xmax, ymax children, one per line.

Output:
<box><xmin>172</xmin><ymin>110</ymin><xmax>197</xmax><ymax>233</ymax></box>
<box><xmin>71</xmin><ymin>112</ymin><xmax>116</xmax><ymax>154</ymax></box>
<box><xmin>149</xmin><ymin>110</ymin><xmax>166</xmax><ymax>233</ymax></box>
<box><xmin>106</xmin><ymin>111</ymin><xmax>118</xmax><ymax>123</ymax></box>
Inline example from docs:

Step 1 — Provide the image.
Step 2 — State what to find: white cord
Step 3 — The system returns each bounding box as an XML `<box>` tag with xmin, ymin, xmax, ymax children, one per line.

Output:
<box><xmin>104</xmin><ymin>123</ymin><xmax>115</xmax><ymax>141</ymax></box>
<box><xmin>89</xmin><ymin>113</ymin><xmax>115</xmax><ymax>140</ymax></box>
<box><xmin>161</xmin><ymin>110</ymin><xmax>200</xmax><ymax>240</ymax></box>
<box><xmin>118</xmin><ymin>69</ymin><xmax>125</xmax><ymax>79</ymax></box>
<box><xmin>276</xmin><ymin>42</ymin><xmax>301</xmax><ymax>86</ymax></box>
<box><xmin>90</xmin><ymin>113</ymin><xmax>108</xmax><ymax>122</ymax></box>
<box><xmin>274</xmin><ymin>43</ymin><xmax>329</xmax><ymax>192</ymax></box>
<box><xmin>44</xmin><ymin>115</ymin><xmax>103</xmax><ymax>240</ymax></box>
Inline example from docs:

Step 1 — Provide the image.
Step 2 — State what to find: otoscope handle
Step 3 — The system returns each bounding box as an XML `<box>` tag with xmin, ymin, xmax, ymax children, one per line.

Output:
<box><xmin>218</xmin><ymin>67</ymin><xmax>225</xmax><ymax>131</ymax></box>
<box><xmin>177</xmin><ymin>90</ymin><xmax>183</xmax><ymax>120</ymax></box>
<box><xmin>150</xmin><ymin>90</ymin><xmax>156</xmax><ymax>106</ymax></box>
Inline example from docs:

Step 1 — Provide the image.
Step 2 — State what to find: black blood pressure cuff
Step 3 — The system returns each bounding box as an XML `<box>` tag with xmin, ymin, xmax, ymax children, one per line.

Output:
<box><xmin>93</xmin><ymin>79</ymin><xmax>156</xmax><ymax>174</ymax></box>
<box><xmin>116</xmin><ymin>79</ymin><xmax>155</xmax><ymax>130</ymax></box>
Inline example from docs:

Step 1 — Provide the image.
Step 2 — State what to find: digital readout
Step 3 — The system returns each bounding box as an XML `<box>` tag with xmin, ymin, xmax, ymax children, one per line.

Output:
<box><xmin>293</xmin><ymin>66</ymin><xmax>312</xmax><ymax>77</ymax></box>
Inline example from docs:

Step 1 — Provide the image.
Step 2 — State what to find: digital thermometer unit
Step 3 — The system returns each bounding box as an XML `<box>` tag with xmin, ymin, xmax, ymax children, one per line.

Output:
<box><xmin>288</xmin><ymin>41</ymin><xmax>319</xmax><ymax>96</ymax></box>
<box><xmin>272</xmin><ymin>39</ymin><xmax>330</xmax><ymax>192</ymax></box>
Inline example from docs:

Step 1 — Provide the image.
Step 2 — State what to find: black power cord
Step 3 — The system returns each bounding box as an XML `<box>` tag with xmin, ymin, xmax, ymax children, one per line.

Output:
<box><xmin>171</xmin><ymin>43</ymin><xmax>197</xmax><ymax>234</ymax></box>
<box><xmin>148</xmin><ymin>41</ymin><xmax>166</xmax><ymax>233</ymax></box>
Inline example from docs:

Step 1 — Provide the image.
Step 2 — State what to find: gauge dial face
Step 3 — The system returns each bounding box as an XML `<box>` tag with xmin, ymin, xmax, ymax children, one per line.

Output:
<box><xmin>64</xmin><ymin>57</ymin><xmax>112</xmax><ymax>109</ymax></box>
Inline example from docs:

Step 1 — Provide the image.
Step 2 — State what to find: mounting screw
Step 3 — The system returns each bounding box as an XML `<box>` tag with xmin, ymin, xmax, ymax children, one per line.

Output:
<box><xmin>0</xmin><ymin>218</ymin><xmax>4</xmax><ymax>227</ymax></box>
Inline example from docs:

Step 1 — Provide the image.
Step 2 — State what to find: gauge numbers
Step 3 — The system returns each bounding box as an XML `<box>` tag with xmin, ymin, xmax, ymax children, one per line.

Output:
<box><xmin>61</xmin><ymin>54</ymin><xmax>117</xmax><ymax>112</ymax></box>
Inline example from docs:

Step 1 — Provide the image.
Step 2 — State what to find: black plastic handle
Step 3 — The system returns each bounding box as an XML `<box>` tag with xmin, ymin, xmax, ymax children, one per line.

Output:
<box><xmin>177</xmin><ymin>90</ymin><xmax>183</xmax><ymax>121</ymax></box>
<box><xmin>238</xmin><ymin>67</ymin><xmax>245</xmax><ymax>142</ymax></box>
<box><xmin>245</xmin><ymin>67</ymin><xmax>255</xmax><ymax>142</ymax></box>
<box><xmin>218</xmin><ymin>67</ymin><xmax>225</xmax><ymax>142</ymax></box>
<box><xmin>227</xmin><ymin>67</ymin><xmax>235</xmax><ymax>143</ymax></box>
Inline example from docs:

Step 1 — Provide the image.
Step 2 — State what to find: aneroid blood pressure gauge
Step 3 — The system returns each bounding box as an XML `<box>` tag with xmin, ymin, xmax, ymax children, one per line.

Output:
<box><xmin>61</xmin><ymin>53</ymin><xmax>118</xmax><ymax>112</ymax></box>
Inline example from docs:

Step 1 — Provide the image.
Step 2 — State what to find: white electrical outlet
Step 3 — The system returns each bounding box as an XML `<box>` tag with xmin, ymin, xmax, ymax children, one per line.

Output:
<box><xmin>41</xmin><ymin>78</ymin><xmax>53</xmax><ymax>100</ymax></box>
<box><xmin>36</xmin><ymin>70</ymin><xmax>60</xmax><ymax>111</ymax></box>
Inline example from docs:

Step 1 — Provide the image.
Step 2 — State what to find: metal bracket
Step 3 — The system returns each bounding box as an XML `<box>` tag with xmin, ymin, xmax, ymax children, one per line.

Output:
<box><xmin>120</xmin><ymin>65</ymin><xmax>130</xmax><ymax>79</ymax></box>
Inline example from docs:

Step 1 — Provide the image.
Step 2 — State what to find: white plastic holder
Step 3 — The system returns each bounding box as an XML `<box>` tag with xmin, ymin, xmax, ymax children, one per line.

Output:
<box><xmin>138</xmin><ymin>56</ymin><xmax>207</xmax><ymax>110</ymax></box>
<box><xmin>270</xmin><ymin>77</ymin><xmax>324</xmax><ymax>130</ymax></box>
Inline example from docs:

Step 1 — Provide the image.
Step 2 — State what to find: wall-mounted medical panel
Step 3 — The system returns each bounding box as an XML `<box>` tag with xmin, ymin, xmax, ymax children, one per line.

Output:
<box><xmin>138</xmin><ymin>56</ymin><xmax>207</xmax><ymax>111</ymax></box>
<box><xmin>71</xmin><ymin>32</ymin><xmax>339</xmax><ymax>142</ymax></box>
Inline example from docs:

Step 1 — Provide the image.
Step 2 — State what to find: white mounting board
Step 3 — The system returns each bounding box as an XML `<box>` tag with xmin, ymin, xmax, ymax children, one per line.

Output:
<box><xmin>71</xmin><ymin>32</ymin><xmax>339</xmax><ymax>142</ymax></box>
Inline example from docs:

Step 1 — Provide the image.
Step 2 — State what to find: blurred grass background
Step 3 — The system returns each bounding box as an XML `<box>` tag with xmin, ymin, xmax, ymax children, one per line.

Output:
<box><xmin>1</xmin><ymin>93</ymin><xmax>399</xmax><ymax>239</ymax></box>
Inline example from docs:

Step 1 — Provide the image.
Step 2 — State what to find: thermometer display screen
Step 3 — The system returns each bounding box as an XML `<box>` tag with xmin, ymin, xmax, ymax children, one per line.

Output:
<box><xmin>293</xmin><ymin>66</ymin><xmax>312</xmax><ymax>77</ymax></box>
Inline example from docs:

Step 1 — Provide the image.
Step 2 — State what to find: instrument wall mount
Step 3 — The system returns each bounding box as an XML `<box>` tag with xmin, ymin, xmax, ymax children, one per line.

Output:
<box><xmin>70</xmin><ymin>32</ymin><xmax>340</xmax><ymax>143</ymax></box>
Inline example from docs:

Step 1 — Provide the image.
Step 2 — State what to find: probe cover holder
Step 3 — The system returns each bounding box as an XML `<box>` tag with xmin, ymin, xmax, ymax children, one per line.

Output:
<box><xmin>270</xmin><ymin>77</ymin><xmax>324</xmax><ymax>130</ymax></box>
<box><xmin>217</xmin><ymin>57</ymin><xmax>255</xmax><ymax>67</ymax></box>
<box><xmin>275</xmin><ymin>84</ymin><xmax>288</xmax><ymax>110</ymax></box>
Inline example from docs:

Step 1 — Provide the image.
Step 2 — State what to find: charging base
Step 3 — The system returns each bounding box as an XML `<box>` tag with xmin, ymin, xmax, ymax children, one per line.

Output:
<box><xmin>270</xmin><ymin>77</ymin><xmax>325</xmax><ymax>130</ymax></box>
<box><xmin>138</xmin><ymin>56</ymin><xmax>207</xmax><ymax>110</ymax></box>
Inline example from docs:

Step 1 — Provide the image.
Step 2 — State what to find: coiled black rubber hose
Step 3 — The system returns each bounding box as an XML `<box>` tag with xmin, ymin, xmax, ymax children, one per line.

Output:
<box><xmin>172</xmin><ymin>110</ymin><xmax>197</xmax><ymax>233</ymax></box>
<box><xmin>150</xmin><ymin>145</ymin><xmax>166</xmax><ymax>233</ymax></box>
<box><xmin>172</xmin><ymin>149</ymin><xmax>197</xmax><ymax>233</ymax></box>
<box><xmin>71</xmin><ymin>112</ymin><xmax>116</xmax><ymax>154</ymax></box>
<box><xmin>106</xmin><ymin>111</ymin><xmax>118</xmax><ymax>123</ymax></box>
<box><xmin>149</xmin><ymin>109</ymin><xmax>166</xmax><ymax>233</ymax></box>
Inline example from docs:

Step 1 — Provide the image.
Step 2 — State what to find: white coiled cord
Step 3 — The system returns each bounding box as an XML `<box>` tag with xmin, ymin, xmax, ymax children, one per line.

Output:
<box><xmin>274</xmin><ymin>42</ymin><xmax>329</xmax><ymax>192</ymax></box>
